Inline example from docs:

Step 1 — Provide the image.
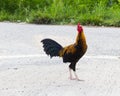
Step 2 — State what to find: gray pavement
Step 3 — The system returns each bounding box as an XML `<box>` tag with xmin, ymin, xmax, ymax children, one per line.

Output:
<box><xmin>0</xmin><ymin>22</ymin><xmax>120</xmax><ymax>96</ymax></box>
<box><xmin>0</xmin><ymin>22</ymin><xmax>120</xmax><ymax>56</ymax></box>
<box><xmin>0</xmin><ymin>22</ymin><xmax>119</xmax><ymax>68</ymax></box>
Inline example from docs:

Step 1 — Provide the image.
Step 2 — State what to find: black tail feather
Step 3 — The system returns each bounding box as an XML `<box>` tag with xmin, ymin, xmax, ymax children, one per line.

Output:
<box><xmin>41</xmin><ymin>38</ymin><xmax>63</xmax><ymax>58</ymax></box>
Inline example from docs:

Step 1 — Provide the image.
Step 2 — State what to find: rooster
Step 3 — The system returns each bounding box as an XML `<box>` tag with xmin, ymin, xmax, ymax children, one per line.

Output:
<box><xmin>41</xmin><ymin>23</ymin><xmax>87</xmax><ymax>81</ymax></box>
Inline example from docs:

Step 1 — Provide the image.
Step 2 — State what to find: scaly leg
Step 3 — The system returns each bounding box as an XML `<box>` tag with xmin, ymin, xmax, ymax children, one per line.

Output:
<box><xmin>74</xmin><ymin>71</ymin><xmax>84</xmax><ymax>81</ymax></box>
<box><xmin>69</xmin><ymin>67</ymin><xmax>73</xmax><ymax>80</ymax></box>
<box><xmin>69</xmin><ymin>67</ymin><xmax>76</xmax><ymax>80</ymax></box>
<box><xmin>69</xmin><ymin>62</ymin><xmax>84</xmax><ymax>81</ymax></box>
<box><xmin>74</xmin><ymin>71</ymin><xmax>80</xmax><ymax>81</ymax></box>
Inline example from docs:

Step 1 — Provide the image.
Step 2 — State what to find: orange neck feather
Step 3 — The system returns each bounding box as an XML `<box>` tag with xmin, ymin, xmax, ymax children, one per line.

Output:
<box><xmin>75</xmin><ymin>31</ymin><xmax>87</xmax><ymax>46</ymax></box>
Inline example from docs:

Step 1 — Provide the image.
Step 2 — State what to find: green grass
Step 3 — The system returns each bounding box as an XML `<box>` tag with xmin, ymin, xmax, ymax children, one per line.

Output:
<box><xmin>0</xmin><ymin>0</ymin><xmax>120</xmax><ymax>26</ymax></box>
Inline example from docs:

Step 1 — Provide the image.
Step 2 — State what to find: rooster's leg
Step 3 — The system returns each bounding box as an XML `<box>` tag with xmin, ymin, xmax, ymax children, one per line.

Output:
<box><xmin>69</xmin><ymin>63</ymin><xmax>76</xmax><ymax>80</ymax></box>
<box><xmin>74</xmin><ymin>71</ymin><xmax>84</xmax><ymax>81</ymax></box>
<box><xmin>69</xmin><ymin>67</ymin><xmax>75</xmax><ymax>80</ymax></box>
<box><xmin>69</xmin><ymin>68</ymin><xmax>80</xmax><ymax>80</ymax></box>
<box><xmin>69</xmin><ymin>63</ymin><xmax>83</xmax><ymax>81</ymax></box>
<box><xmin>73</xmin><ymin>71</ymin><xmax>80</xmax><ymax>80</ymax></box>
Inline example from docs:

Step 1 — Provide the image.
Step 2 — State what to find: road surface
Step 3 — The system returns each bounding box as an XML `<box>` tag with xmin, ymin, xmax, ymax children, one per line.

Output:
<box><xmin>0</xmin><ymin>22</ymin><xmax>120</xmax><ymax>96</ymax></box>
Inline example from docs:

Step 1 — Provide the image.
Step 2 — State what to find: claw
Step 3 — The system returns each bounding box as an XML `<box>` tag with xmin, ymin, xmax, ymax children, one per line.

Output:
<box><xmin>69</xmin><ymin>67</ymin><xmax>84</xmax><ymax>81</ymax></box>
<box><xmin>76</xmin><ymin>78</ymin><xmax>84</xmax><ymax>81</ymax></box>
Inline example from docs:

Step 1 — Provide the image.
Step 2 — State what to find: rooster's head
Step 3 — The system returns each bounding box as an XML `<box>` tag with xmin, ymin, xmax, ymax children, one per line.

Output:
<box><xmin>77</xmin><ymin>23</ymin><xmax>83</xmax><ymax>33</ymax></box>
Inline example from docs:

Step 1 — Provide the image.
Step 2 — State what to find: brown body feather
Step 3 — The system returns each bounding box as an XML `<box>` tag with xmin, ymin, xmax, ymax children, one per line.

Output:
<box><xmin>59</xmin><ymin>31</ymin><xmax>87</xmax><ymax>66</ymax></box>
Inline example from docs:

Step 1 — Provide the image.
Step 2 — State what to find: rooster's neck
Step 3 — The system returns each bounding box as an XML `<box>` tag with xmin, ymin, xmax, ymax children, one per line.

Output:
<box><xmin>75</xmin><ymin>32</ymin><xmax>87</xmax><ymax>49</ymax></box>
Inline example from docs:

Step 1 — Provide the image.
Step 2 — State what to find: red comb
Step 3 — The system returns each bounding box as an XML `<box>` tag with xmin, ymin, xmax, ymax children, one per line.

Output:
<box><xmin>77</xmin><ymin>22</ymin><xmax>83</xmax><ymax>33</ymax></box>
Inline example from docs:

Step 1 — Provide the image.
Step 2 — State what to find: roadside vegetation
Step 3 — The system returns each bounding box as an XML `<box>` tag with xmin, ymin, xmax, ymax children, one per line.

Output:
<box><xmin>0</xmin><ymin>0</ymin><xmax>120</xmax><ymax>26</ymax></box>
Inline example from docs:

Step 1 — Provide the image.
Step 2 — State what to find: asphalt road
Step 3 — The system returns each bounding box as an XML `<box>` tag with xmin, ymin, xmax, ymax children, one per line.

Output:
<box><xmin>0</xmin><ymin>22</ymin><xmax>119</xmax><ymax>66</ymax></box>
<box><xmin>0</xmin><ymin>22</ymin><xmax>120</xmax><ymax>56</ymax></box>
<box><xmin>0</xmin><ymin>22</ymin><xmax>120</xmax><ymax>96</ymax></box>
